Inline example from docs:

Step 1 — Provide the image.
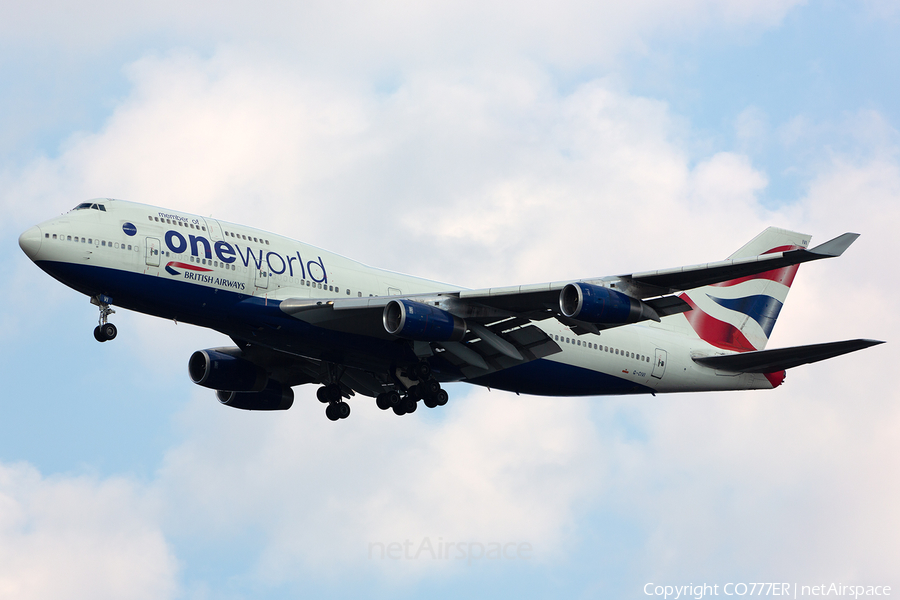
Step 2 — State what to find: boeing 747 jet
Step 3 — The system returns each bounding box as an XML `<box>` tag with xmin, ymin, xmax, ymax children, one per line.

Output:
<box><xmin>19</xmin><ymin>199</ymin><xmax>883</xmax><ymax>420</ymax></box>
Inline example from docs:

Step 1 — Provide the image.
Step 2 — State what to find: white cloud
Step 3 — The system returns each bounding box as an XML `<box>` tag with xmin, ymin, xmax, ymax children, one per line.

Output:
<box><xmin>156</xmin><ymin>388</ymin><xmax>604</xmax><ymax>583</ymax></box>
<box><xmin>4</xmin><ymin>22</ymin><xmax>899</xmax><ymax>596</ymax></box>
<box><xmin>0</xmin><ymin>0</ymin><xmax>803</xmax><ymax>68</ymax></box>
<box><xmin>0</xmin><ymin>462</ymin><xmax>178</xmax><ymax>600</ymax></box>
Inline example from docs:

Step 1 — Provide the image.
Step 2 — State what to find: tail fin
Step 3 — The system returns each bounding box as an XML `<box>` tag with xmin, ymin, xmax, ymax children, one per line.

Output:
<box><xmin>679</xmin><ymin>227</ymin><xmax>811</xmax><ymax>352</ymax></box>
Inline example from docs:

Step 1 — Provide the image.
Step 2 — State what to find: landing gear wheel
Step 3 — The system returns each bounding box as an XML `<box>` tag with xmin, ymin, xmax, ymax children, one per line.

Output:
<box><xmin>413</xmin><ymin>361</ymin><xmax>432</xmax><ymax>381</ymax></box>
<box><xmin>404</xmin><ymin>396</ymin><xmax>418</xmax><ymax>414</ymax></box>
<box><xmin>325</xmin><ymin>403</ymin><xmax>340</xmax><ymax>421</ymax></box>
<box><xmin>392</xmin><ymin>403</ymin><xmax>407</xmax><ymax>416</ymax></box>
<box><xmin>435</xmin><ymin>389</ymin><xmax>449</xmax><ymax>406</ymax></box>
<box><xmin>336</xmin><ymin>401</ymin><xmax>351</xmax><ymax>419</ymax></box>
<box><xmin>317</xmin><ymin>387</ymin><xmax>330</xmax><ymax>403</ymax></box>
<box><xmin>93</xmin><ymin>323</ymin><xmax>117</xmax><ymax>342</ymax></box>
<box><xmin>423</xmin><ymin>396</ymin><xmax>437</xmax><ymax>409</ymax></box>
<box><xmin>422</xmin><ymin>378</ymin><xmax>440</xmax><ymax>397</ymax></box>
<box><xmin>99</xmin><ymin>323</ymin><xmax>117</xmax><ymax>341</ymax></box>
<box><xmin>376</xmin><ymin>393</ymin><xmax>391</xmax><ymax>410</ymax></box>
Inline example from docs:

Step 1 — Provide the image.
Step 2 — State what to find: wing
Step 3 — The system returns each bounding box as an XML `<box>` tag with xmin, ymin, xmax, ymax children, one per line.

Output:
<box><xmin>277</xmin><ymin>230</ymin><xmax>860</xmax><ymax>380</ymax></box>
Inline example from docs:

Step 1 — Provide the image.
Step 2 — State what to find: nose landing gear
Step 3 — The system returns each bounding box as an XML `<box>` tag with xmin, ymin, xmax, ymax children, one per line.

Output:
<box><xmin>91</xmin><ymin>296</ymin><xmax>117</xmax><ymax>342</ymax></box>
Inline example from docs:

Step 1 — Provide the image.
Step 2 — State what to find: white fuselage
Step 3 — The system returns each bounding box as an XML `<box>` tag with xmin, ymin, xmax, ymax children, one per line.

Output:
<box><xmin>20</xmin><ymin>199</ymin><xmax>777</xmax><ymax>397</ymax></box>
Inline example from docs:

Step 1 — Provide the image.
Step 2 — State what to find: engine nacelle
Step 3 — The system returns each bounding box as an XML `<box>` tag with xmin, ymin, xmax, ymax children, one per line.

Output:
<box><xmin>188</xmin><ymin>349</ymin><xmax>268</xmax><ymax>392</ymax></box>
<box><xmin>216</xmin><ymin>382</ymin><xmax>294</xmax><ymax>411</ymax></box>
<box><xmin>383</xmin><ymin>299</ymin><xmax>467</xmax><ymax>342</ymax></box>
<box><xmin>559</xmin><ymin>282</ymin><xmax>660</xmax><ymax>324</ymax></box>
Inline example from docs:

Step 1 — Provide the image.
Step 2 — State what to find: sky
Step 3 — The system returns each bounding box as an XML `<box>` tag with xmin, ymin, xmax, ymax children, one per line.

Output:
<box><xmin>1</xmin><ymin>1</ymin><xmax>899</xmax><ymax>598</ymax></box>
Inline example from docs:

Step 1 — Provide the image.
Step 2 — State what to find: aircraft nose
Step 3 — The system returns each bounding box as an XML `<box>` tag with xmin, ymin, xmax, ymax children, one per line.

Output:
<box><xmin>18</xmin><ymin>226</ymin><xmax>42</xmax><ymax>260</ymax></box>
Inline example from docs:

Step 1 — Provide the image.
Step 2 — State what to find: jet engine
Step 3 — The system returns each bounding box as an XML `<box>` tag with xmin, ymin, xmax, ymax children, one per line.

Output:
<box><xmin>383</xmin><ymin>299</ymin><xmax>467</xmax><ymax>342</ymax></box>
<box><xmin>188</xmin><ymin>349</ymin><xmax>268</xmax><ymax>392</ymax></box>
<box><xmin>559</xmin><ymin>282</ymin><xmax>660</xmax><ymax>324</ymax></box>
<box><xmin>216</xmin><ymin>382</ymin><xmax>294</xmax><ymax>411</ymax></box>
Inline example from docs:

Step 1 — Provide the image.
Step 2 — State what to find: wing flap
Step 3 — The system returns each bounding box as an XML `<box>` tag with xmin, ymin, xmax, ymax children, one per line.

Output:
<box><xmin>692</xmin><ymin>339</ymin><xmax>884</xmax><ymax>373</ymax></box>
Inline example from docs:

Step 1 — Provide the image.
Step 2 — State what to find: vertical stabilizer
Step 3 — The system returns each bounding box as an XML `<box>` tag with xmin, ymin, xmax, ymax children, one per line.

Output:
<box><xmin>678</xmin><ymin>227</ymin><xmax>811</xmax><ymax>351</ymax></box>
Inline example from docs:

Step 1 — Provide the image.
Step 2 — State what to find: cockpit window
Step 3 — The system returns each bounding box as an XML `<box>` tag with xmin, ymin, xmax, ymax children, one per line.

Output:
<box><xmin>71</xmin><ymin>202</ymin><xmax>107</xmax><ymax>212</ymax></box>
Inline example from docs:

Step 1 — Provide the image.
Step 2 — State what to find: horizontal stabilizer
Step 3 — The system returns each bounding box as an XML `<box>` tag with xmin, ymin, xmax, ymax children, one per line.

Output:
<box><xmin>693</xmin><ymin>339</ymin><xmax>884</xmax><ymax>373</ymax></box>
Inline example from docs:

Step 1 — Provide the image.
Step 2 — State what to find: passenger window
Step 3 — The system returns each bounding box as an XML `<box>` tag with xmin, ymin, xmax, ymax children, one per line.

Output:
<box><xmin>148</xmin><ymin>216</ymin><xmax>153</xmax><ymax>221</ymax></box>
<box><xmin>102</xmin><ymin>241</ymin><xmax>106</xmax><ymax>246</ymax></box>
<box><xmin>358</xmin><ymin>292</ymin><xmax>362</xmax><ymax>297</ymax></box>
<box><xmin>67</xmin><ymin>236</ymin><xmax>71</xmax><ymax>241</ymax></box>
<box><xmin>577</xmin><ymin>340</ymin><xmax>581</xmax><ymax>346</ymax></box>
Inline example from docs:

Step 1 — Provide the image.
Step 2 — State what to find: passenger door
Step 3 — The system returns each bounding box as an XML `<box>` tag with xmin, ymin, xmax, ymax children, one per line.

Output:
<box><xmin>651</xmin><ymin>348</ymin><xmax>667</xmax><ymax>379</ymax></box>
<box><xmin>255</xmin><ymin>265</ymin><xmax>269</xmax><ymax>290</ymax></box>
<box><xmin>145</xmin><ymin>237</ymin><xmax>161</xmax><ymax>267</ymax></box>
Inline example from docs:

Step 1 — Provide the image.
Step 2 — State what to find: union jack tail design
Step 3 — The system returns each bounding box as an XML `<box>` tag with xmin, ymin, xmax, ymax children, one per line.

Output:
<box><xmin>679</xmin><ymin>227</ymin><xmax>811</xmax><ymax>352</ymax></box>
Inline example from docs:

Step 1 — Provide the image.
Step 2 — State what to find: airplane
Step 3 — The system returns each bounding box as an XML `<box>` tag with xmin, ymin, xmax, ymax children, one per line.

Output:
<box><xmin>18</xmin><ymin>198</ymin><xmax>883</xmax><ymax>421</ymax></box>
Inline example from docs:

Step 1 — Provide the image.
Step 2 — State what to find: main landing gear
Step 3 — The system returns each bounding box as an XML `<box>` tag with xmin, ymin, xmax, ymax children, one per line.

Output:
<box><xmin>91</xmin><ymin>296</ymin><xmax>117</xmax><ymax>342</ymax></box>
<box><xmin>374</xmin><ymin>361</ymin><xmax>449</xmax><ymax>417</ymax></box>
<box><xmin>315</xmin><ymin>361</ymin><xmax>449</xmax><ymax>422</ymax></box>
<box><xmin>317</xmin><ymin>383</ymin><xmax>351</xmax><ymax>421</ymax></box>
